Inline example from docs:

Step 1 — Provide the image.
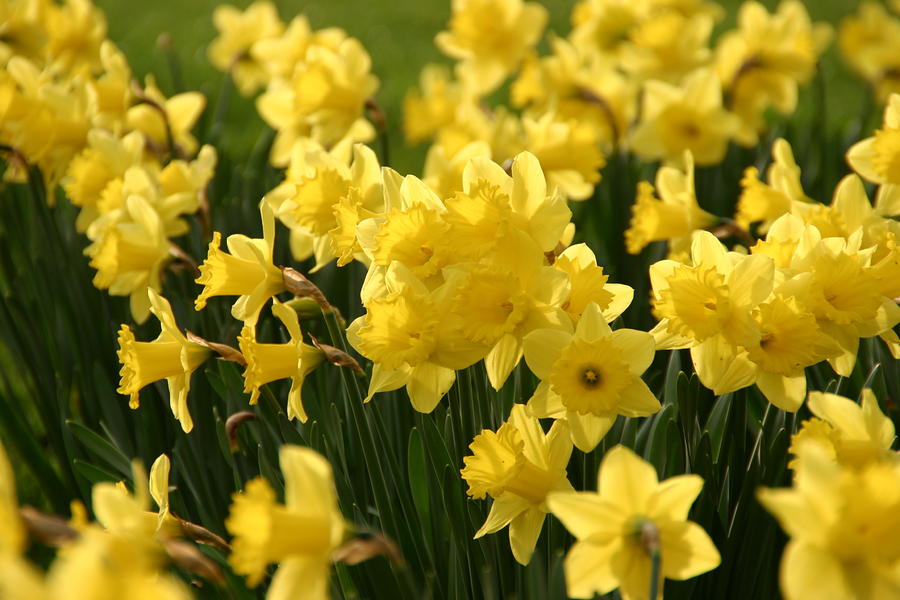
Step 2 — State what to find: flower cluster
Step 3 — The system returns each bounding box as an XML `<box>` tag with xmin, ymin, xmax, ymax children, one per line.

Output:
<box><xmin>208</xmin><ymin>1</ymin><xmax>379</xmax><ymax>166</ymax></box>
<box><xmin>0</xmin><ymin>0</ymin><xmax>213</xmax><ymax>323</ymax></box>
<box><xmin>404</xmin><ymin>0</ymin><xmax>830</xmax><ymax>200</ymax></box>
<box><xmin>0</xmin><ymin>436</ymin><xmax>350</xmax><ymax>600</ymax></box>
<box><xmin>343</xmin><ymin>151</ymin><xmax>636</xmax><ymax>413</ymax></box>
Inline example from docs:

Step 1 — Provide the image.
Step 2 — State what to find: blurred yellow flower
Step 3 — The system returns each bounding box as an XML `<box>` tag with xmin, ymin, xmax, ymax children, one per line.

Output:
<box><xmin>461</xmin><ymin>404</ymin><xmax>573</xmax><ymax>565</ymax></box>
<box><xmin>758</xmin><ymin>439</ymin><xmax>900</xmax><ymax>600</ymax></box>
<box><xmin>226</xmin><ymin>445</ymin><xmax>345</xmax><ymax>597</ymax></box>
<box><xmin>847</xmin><ymin>93</ymin><xmax>900</xmax><ymax>185</ymax></box>
<box><xmin>208</xmin><ymin>1</ymin><xmax>284</xmax><ymax>96</ymax></box>
<box><xmin>436</xmin><ymin>0</ymin><xmax>547</xmax><ymax>95</ymax></box>
<box><xmin>548</xmin><ymin>445</ymin><xmax>720</xmax><ymax>599</ymax></box>
<box><xmin>789</xmin><ymin>389</ymin><xmax>896</xmax><ymax>471</ymax></box>
<box><xmin>716</xmin><ymin>1</ymin><xmax>831</xmax><ymax>145</ymax></box>
<box><xmin>629</xmin><ymin>68</ymin><xmax>738</xmax><ymax>166</ymax></box>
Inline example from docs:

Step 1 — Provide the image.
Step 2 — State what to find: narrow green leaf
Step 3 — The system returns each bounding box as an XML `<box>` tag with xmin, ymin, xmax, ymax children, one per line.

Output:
<box><xmin>705</xmin><ymin>393</ymin><xmax>733</xmax><ymax>464</ymax></box>
<box><xmin>407</xmin><ymin>427</ymin><xmax>431</xmax><ymax>543</ymax></box>
<box><xmin>72</xmin><ymin>459</ymin><xmax>119</xmax><ymax>486</ymax></box>
<box><xmin>67</xmin><ymin>420</ymin><xmax>132</xmax><ymax>479</ymax></box>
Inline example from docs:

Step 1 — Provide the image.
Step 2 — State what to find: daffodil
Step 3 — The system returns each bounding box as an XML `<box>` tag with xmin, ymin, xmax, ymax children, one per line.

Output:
<box><xmin>625</xmin><ymin>151</ymin><xmax>716</xmax><ymax>257</ymax></box>
<box><xmin>255</xmin><ymin>37</ymin><xmax>377</xmax><ymax>163</ymax></box>
<box><xmin>461</xmin><ymin>404</ymin><xmax>573</xmax><ymax>565</ymax></box>
<box><xmin>553</xmin><ymin>243</ymin><xmax>633</xmax><ymax>324</ymax></box>
<box><xmin>521</xmin><ymin>109</ymin><xmax>605</xmax><ymax>201</ymax></box>
<box><xmin>715</xmin><ymin>1</ymin><xmax>831</xmax><ymax>145</ymax></box>
<box><xmin>523</xmin><ymin>302</ymin><xmax>658</xmax><ymax>452</ymax></box>
<box><xmin>789</xmin><ymin>389</ymin><xmax>896</xmax><ymax>470</ymax></box>
<box><xmin>238</xmin><ymin>302</ymin><xmax>325</xmax><ymax>422</ymax></box>
<box><xmin>0</xmin><ymin>437</ymin><xmax>46</xmax><ymax>600</ymax></box>
<box><xmin>117</xmin><ymin>289</ymin><xmax>211</xmax><ymax>433</ymax></box>
<box><xmin>443</xmin><ymin>151</ymin><xmax>572</xmax><ymax>262</ymax></box>
<box><xmin>207</xmin><ymin>1</ymin><xmax>284</xmax><ymax>96</ymax></box>
<box><xmin>347</xmin><ymin>262</ymin><xmax>487</xmax><ymax>412</ymax></box>
<box><xmin>404</xmin><ymin>63</ymin><xmax>467</xmax><ymax>145</ymax></box>
<box><xmin>847</xmin><ymin>93</ymin><xmax>900</xmax><ymax>185</ymax></box>
<box><xmin>839</xmin><ymin>2</ymin><xmax>900</xmax><ymax>102</ymax></box>
<box><xmin>126</xmin><ymin>76</ymin><xmax>205</xmax><ymax>158</ymax></box>
<box><xmin>226</xmin><ymin>445</ymin><xmax>346</xmax><ymax>598</ymax></box>
<box><xmin>758</xmin><ymin>439</ymin><xmax>900</xmax><ymax>600</ymax></box>
<box><xmin>84</xmin><ymin>193</ymin><xmax>170</xmax><ymax>324</ymax></box>
<box><xmin>195</xmin><ymin>201</ymin><xmax>285</xmax><ymax>324</ymax></box>
<box><xmin>618</xmin><ymin>11</ymin><xmax>714</xmax><ymax>84</ymax></box>
<box><xmin>735</xmin><ymin>138</ymin><xmax>812</xmax><ymax>231</ymax></box>
<box><xmin>548</xmin><ymin>445</ymin><xmax>721</xmax><ymax>599</ymax></box>
<box><xmin>443</xmin><ymin>233</ymin><xmax>571</xmax><ymax>390</ymax></box>
<box><xmin>650</xmin><ymin>231</ymin><xmax>775</xmax><ymax>395</ymax></box>
<box><xmin>436</xmin><ymin>0</ymin><xmax>547</xmax><ymax>95</ymax></box>
<box><xmin>629</xmin><ymin>68</ymin><xmax>739</xmax><ymax>167</ymax></box>
<box><xmin>63</xmin><ymin>129</ymin><xmax>145</xmax><ymax>232</ymax></box>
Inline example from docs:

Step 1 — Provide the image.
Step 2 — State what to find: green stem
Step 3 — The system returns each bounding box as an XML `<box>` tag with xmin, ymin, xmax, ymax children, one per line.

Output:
<box><xmin>649</xmin><ymin>548</ymin><xmax>661</xmax><ymax>599</ymax></box>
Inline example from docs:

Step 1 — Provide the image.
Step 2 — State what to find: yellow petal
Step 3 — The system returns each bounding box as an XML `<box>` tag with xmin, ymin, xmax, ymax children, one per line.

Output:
<box><xmin>475</xmin><ymin>493</ymin><xmax>529</xmax><ymax>537</ymax></box>
<box><xmin>617</xmin><ymin>379</ymin><xmax>662</xmax><ymax>418</ymax></box>
<box><xmin>658</xmin><ymin>520</ymin><xmax>720</xmax><ymax>580</ymax></box>
<box><xmin>509</xmin><ymin>506</ymin><xmax>545</xmax><ymax>565</ymax></box>
<box><xmin>568</xmin><ymin>411</ymin><xmax>616</xmax><ymax>453</ymax></box>
<box><xmin>690</xmin><ymin>336</ymin><xmax>756</xmax><ymax>395</ymax></box>
<box><xmin>406</xmin><ymin>363</ymin><xmax>455</xmax><ymax>413</ymax></box>
<box><xmin>648</xmin><ymin>474</ymin><xmax>703</xmax><ymax>523</ymax></box>
<box><xmin>755</xmin><ymin>371</ymin><xmax>806</xmax><ymax>412</ymax></box>
<box><xmin>485</xmin><ymin>334</ymin><xmax>522</xmax><ymax>390</ymax></box>
<box><xmin>780</xmin><ymin>542</ymin><xmax>849</xmax><ymax>600</ymax></box>
<box><xmin>598</xmin><ymin>445</ymin><xmax>658</xmax><ymax>511</ymax></box>
<box><xmin>546</xmin><ymin>492</ymin><xmax>624</xmax><ymax>542</ymax></box>
<box><xmin>563</xmin><ymin>540</ymin><xmax>621</xmax><ymax>599</ymax></box>
<box><xmin>267</xmin><ymin>556</ymin><xmax>329</xmax><ymax>600</ymax></box>
<box><xmin>523</xmin><ymin>328</ymin><xmax>571</xmax><ymax>379</ymax></box>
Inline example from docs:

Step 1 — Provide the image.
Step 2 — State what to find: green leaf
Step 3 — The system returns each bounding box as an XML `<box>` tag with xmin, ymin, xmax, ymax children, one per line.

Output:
<box><xmin>67</xmin><ymin>420</ymin><xmax>132</xmax><ymax>479</ymax></box>
<box><xmin>72</xmin><ymin>459</ymin><xmax>119</xmax><ymax>486</ymax></box>
<box><xmin>407</xmin><ymin>427</ymin><xmax>431</xmax><ymax>544</ymax></box>
<box><xmin>705</xmin><ymin>393</ymin><xmax>733</xmax><ymax>464</ymax></box>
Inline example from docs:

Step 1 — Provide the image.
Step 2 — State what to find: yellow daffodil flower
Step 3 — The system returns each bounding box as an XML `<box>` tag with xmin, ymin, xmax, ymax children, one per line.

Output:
<box><xmin>548</xmin><ymin>445</ymin><xmax>720</xmax><ymax>599</ymax></box>
<box><xmin>758</xmin><ymin>439</ymin><xmax>900</xmax><ymax>600</ymax></box>
<box><xmin>117</xmin><ymin>289</ymin><xmax>211</xmax><ymax>433</ymax></box>
<box><xmin>523</xmin><ymin>302</ymin><xmax>659</xmax><ymax>452</ymax></box>
<box><xmin>404</xmin><ymin>63</ymin><xmax>467</xmax><ymax>145</ymax></box>
<box><xmin>250</xmin><ymin>16</ymin><xmax>346</xmax><ymax>82</ymax></box>
<box><xmin>436</xmin><ymin>0</ymin><xmax>547</xmax><ymax>95</ymax></box>
<box><xmin>626</xmin><ymin>151</ymin><xmax>716</xmax><ymax>258</ymax></box>
<box><xmin>715</xmin><ymin>1</ymin><xmax>831</xmax><ymax>146</ymax></box>
<box><xmin>735</xmin><ymin>138</ymin><xmax>812</xmax><ymax>231</ymax></box>
<box><xmin>553</xmin><ymin>243</ymin><xmax>634</xmax><ymax>324</ymax></box>
<box><xmin>789</xmin><ymin>389</ymin><xmax>896</xmax><ymax>470</ymax></box>
<box><xmin>348</xmin><ymin>261</ymin><xmax>487</xmax><ymax>412</ymax></box>
<box><xmin>238</xmin><ymin>302</ymin><xmax>325</xmax><ymax>422</ymax></box>
<box><xmin>207</xmin><ymin>1</ymin><xmax>284</xmax><ymax>96</ymax></box>
<box><xmin>461</xmin><ymin>404</ymin><xmax>573</xmax><ymax>565</ymax></box>
<box><xmin>847</xmin><ymin>93</ymin><xmax>900</xmax><ymax>185</ymax></box>
<box><xmin>195</xmin><ymin>201</ymin><xmax>285</xmax><ymax>325</ymax></box>
<box><xmin>84</xmin><ymin>193</ymin><xmax>171</xmax><ymax>323</ymax></box>
<box><xmin>226</xmin><ymin>445</ymin><xmax>346</xmax><ymax>598</ymax></box>
<box><xmin>126</xmin><ymin>76</ymin><xmax>205</xmax><ymax>158</ymax></box>
<box><xmin>629</xmin><ymin>68</ymin><xmax>739</xmax><ymax>167</ymax></box>
<box><xmin>0</xmin><ymin>437</ymin><xmax>46</xmax><ymax>600</ymax></box>
<box><xmin>619</xmin><ymin>11</ymin><xmax>713</xmax><ymax>84</ymax></box>
<box><xmin>63</xmin><ymin>129</ymin><xmax>145</xmax><ymax>232</ymax></box>
<box><xmin>839</xmin><ymin>2</ymin><xmax>900</xmax><ymax>102</ymax></box>
<box><xmin>256</xmin><ymin>37</ymin><xmax>377</xmax><ymax>164</ymax></box>
<box><xmin>521</xmin><ymin>109</ymin><xmax>605</xmax><ymax>201</ymax></box>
